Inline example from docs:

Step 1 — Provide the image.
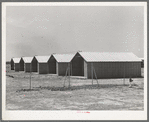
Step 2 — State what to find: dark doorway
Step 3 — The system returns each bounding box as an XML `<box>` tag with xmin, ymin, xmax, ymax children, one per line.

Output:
<box><xmin>48</xmin><ymin>56</ymin><xmax>56</xmax><ymax>74</ymax></box>
<box><xmin>19</xmin><ymin>58</ymin><xmax>24</xmax><ymax>71</ymax></box>
<box><xmin>11</xmin><ymin>59</ymin><xmax>14</xmax><ymax>70</ymax></box>
<box><xmin>71</xmin><ymin>53</ymin><xmax>84</xmax><ymax>76</ymax></box>
<box><xmin>32</xmin><ymin>57</ymin><xmax>38</xmax><ymax>72</ymax></box>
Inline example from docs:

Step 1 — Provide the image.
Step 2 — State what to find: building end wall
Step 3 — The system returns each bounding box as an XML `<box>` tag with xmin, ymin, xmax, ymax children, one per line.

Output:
<box><xmin>58</xmin><ymin>63</ymin><xmax>69</xmax><ymax>76</ymax></box>
<box><xmin>38</xmin><ymin>63</ymin><xmax>49</xmax><ymax>74</ymax></box>
<box><xmin>14</xmin><ymin>63</ymin><xmax>20</xmax><ymax>72</ymax></box>
<box><xmin>25</xmin><ymin>63</ymin><xmax>31</xmax><ymax>72</ymax></box>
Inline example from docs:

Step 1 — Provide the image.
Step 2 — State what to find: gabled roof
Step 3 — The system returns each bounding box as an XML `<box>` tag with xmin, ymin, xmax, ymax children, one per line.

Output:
<box><xmin>35</xmin><ymin>55</ymin><xmax>51</xmax><ymax>63</ymax></box>
<box><xmin>78</xmin><ymin>52</ymin><xmax>141</xmax><ymax>62</ymax></box>
<box><xmin>22</xmin><ymin>57</ymin><xmax>33</xmax><ymax>63</ymax></box>
<box><xmin>12</xmin><ymin>58</ymin><xmax>21</xmax><ymax>63</ymax></box>
<box><xmin>53</xmin><ymin>53</ymin><xmax>75</xmax><ymax>62</ymax></box>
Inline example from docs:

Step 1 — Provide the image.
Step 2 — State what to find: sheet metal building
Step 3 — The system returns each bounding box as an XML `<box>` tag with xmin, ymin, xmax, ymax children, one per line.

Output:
<box><xmin>71</xmin><ymin>52</ymin><xmax>141</xmax><ymax>79</ymax></box>
<box><xmin>53</xmin><ymin>54</ymin><xmax>75</xmax><ymax>76</ymax></box>
<box><xmin>11</xmin><ymin>58</ymin><xmax>21</xmax><ymax>72</ymax></box>
<box><xmin>35</xmin><ymin>56</ymin><xmax>51</xmax><ymax>74</ymax></box>
<box><xmin>22</xmin><ymin>57</ymin><xmax>33</xmax><ymax>72</ymax></box>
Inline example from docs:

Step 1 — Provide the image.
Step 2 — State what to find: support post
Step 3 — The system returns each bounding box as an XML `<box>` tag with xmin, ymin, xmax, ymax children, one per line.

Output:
<box><xmin>93</xmin><ymin>67</ymin><xmax>99</xmax><ymax>86</ymax></box>
<box><xmin>63</xmin><ymin>67</ymin><xmax>68</xmax><ymax>87</ymax></box>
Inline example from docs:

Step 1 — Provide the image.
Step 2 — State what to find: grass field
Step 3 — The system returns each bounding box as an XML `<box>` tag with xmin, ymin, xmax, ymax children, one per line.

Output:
<box><xmin>6</xmin><ymin>70</ymin><xmax>144</xmax><ymax>110</ymax></box>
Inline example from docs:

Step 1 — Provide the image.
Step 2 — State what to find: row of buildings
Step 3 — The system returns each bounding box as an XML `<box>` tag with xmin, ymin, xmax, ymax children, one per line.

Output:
<box><xmin>10</xmin><ymin>52</ymin><xmax>142</xmax><ymax>79</ymax></box>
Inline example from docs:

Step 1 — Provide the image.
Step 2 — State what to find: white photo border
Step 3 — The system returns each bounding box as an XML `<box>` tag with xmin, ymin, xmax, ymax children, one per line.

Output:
<box><xmin>2</xmin><ymin>2</ymin><xmax>147</xmax><ymax>120</ymax></box>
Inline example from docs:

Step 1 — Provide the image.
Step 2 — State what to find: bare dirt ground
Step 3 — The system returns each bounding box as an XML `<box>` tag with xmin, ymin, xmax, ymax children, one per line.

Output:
<box><xmin>6</xmin><ymin>70</ymin><xmax>144</xmax><ymax>110</ymax></box>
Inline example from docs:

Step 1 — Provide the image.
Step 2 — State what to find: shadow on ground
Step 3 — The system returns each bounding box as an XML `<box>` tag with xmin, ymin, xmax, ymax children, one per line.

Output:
<box><xmin>16</xmin><ymin>83</ymin><xmax>142</xmax><ymax>92</ymax></box>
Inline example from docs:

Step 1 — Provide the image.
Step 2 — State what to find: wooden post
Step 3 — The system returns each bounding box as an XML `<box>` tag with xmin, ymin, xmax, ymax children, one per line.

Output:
<box><xmin>93</xmin><ymin>67</ymin><xmax>99</xmax><ymax>86</ymax></box>
<box><xmin>64</xmin><ymin>67</ymin><xmax>68</xmax><ymax>87</ymax></box>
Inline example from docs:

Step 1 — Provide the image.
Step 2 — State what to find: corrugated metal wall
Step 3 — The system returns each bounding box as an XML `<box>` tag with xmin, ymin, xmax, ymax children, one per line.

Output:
<box><xmin>19</xmin><ymin>58</ymin><xmax>24</xmax><ymax>71</ymax></box>
<box><xmin>48</xmin><ymin>56</ymin><xmax>56</xmax><ymax>74</ymax></box>
<box><xmin>32</xmin><ymin>57</ymin><xmax>38</xmax><ymax>72</ymax></box>
<box><xmin>14</xmin><ymin>63</ymin><xmax>20</xmax><ymax>71</ymax></box>
<box><xmin>38</xmin><ymin>63</ymin><xmax>49</xmax><ymax>74</ymax></box>
<box><xmin>87</xmin><ymin>62</ymin><xmax>141</xmax><ymax>79</ymax></box>
<box><xmin>11</xmin><ymin>59</ymin><xmax>14</xmax><ymax>70</ymax></box>
<box><xmin>25</xmin><ymin>63</ymin><xmax>31</xmax><ymax>72</ymax></box>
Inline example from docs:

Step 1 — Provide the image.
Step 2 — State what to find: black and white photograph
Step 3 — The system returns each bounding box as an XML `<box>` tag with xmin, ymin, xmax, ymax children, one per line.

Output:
<box><xmin>2</xmin><ymin>2</ymin><xmax>147</xmax><ymax>120</ymax></box>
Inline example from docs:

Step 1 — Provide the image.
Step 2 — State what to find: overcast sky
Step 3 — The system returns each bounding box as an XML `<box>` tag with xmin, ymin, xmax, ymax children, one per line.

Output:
<box><xmin>6</xmin><ymin>6</ymin><xmax>144</xmax><ymax>61</ymax></box>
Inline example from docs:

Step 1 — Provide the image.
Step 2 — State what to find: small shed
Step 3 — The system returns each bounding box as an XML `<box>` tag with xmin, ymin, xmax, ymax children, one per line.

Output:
<box><xmin>12</xmin><ymin>58</ymin><xmax>21</xmax><ymax>72</ymax></box>
<box><xmin>71</xmin><ymin>52</ymin><xmax>141</xmax><ymax>79</ymax></box>
<box><xmin>22</xmin><ymin>57</ymin><xmax>33</xmax><ymax>72</ymax></box>
<box><xmin>35</xmin><ymin>56</ymin><xmax>51</xmax><ymax>74</ymax></box>
<box><xmin>53</xmin><ymin>53</ymin><xmax>75</xmax><ymax>76</ymax></box>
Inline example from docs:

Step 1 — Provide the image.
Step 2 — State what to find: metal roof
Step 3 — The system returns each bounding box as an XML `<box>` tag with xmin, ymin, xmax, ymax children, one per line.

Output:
<box><xmin>12</xmin><ymin>58</ymin><xmax>21</xmax><ymax>63</ymax></box>
<box><xmin>53</xmin><ymin>53</ymin><xmax>75</xmax><ymax>62</ymax></box>
<box><xmin>22</xmin><ymin>57</ymin><xmax>33</xmax><ymax>63</ymax></box>
<box><xmin>35</xmin><ymin>55</ymin><xmax>51</xmax><ymax>63</ymax></box>
<box><xmin>78</xmin><ymin>52</ymin><xmax>141</xmax><ymax>62</ymax></box>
